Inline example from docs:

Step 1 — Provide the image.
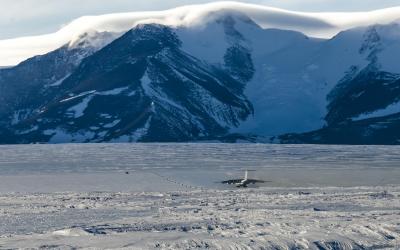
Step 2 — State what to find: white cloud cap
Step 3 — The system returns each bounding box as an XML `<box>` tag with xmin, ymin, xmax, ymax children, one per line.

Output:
<box><xmin>1</xmin><ymin>1</ymin><xmax>400</xmax><ymax>66</ymax></box>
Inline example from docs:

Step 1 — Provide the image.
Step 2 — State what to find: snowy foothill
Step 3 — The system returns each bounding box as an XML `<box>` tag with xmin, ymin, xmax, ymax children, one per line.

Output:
<box><xmin>0</xmin><ymin>144</ymin><xmax>399</xmax><ymax>249</ymax></box>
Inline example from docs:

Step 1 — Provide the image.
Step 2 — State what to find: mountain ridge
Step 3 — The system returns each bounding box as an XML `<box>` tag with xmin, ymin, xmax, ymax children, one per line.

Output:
<box><xmin>0</xmin><ymin>9</ymin><xmax>400</xmax><ymax>144</ymax></box>
<box><xmin>0</xmin><ymin>22</ymin><xmax>254</xmax><ymax>143</ymax></box>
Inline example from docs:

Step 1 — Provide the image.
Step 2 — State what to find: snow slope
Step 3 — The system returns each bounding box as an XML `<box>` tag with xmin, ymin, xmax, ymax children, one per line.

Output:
<box><xmin>233</xmin><ymin>23</ymin><xmax>400</xmax><ymax>135</ymax></box>
<box><xmin>1</xmin><ymin>1</ymin><xmax>400</xmax><ymax>66</ymax></box>
<box><xmin>353</xmin><ymin>101</ymin><xmax>400</xmax><ymax>121</ymax></box>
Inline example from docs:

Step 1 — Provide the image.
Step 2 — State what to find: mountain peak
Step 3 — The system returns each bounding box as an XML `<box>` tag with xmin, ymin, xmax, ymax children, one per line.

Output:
<box><xmin>1</xmin><ymin>6</ymin><xmax>400</xmax><ymax>144</ymax></box>
<box><xmin>2</xmin><ymin>2</ymin><xmax>400</xmax><ymax>66</ymax></box>
<box><xmin>68</xmin><ymin>31</ymin><xmax>117</xmax><ymax>51</ymax></box>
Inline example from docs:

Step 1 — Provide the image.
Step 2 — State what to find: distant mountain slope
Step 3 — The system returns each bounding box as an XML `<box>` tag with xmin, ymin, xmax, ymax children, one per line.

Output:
<box><xmin>280</xmin><ymin>113</ymin><xmax>400</xmax><ymax>145</ymax></box>
<box><xmin>278</xmin><ymin>24</ymin><xmax>400</xmax><ymax>144</ymax></box>
<box><xmin>0</xmin><ymin>8</ymin><xmax>400</xmax><ymax>144</ymax></box>
<box><xmin>0</xmin><ymin>23</ymin><xmax>253</xmax><ymax>143</ymax></box>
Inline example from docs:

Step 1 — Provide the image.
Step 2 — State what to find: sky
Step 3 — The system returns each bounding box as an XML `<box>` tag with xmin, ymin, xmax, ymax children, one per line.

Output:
<box><xmin>1</xmin><ymin>0</ymin><xmax>400</xmax><ymax>40</ymax></box>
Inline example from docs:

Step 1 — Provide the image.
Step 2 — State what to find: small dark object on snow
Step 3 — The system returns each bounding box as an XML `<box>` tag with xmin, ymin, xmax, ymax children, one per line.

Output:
<box><xmin>221</xmin><ymin>170</ymin><xmax>266</xmax><ymax>188</ymax></box>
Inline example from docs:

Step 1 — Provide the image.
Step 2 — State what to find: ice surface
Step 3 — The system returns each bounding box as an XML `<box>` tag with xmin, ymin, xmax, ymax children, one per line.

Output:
<box><xmin>1</xmin><ymin>187</ymin><xmax>399</xmax><ymax>249</ymax></box>
<box><xmin>0</xmin><ymin>144</ymin><xmax>399</xmax><ymax>249</ymax></box>
<box><xmin>66</xmin><ymin>95</ymin><xmax>94</xmax><ymax>118</ymax></box>
<box><xmin>0</xmin><ymin>143</ymin><xmax>399</xmax><ymax>175</ymax></box>
<box><xmin>48</xmin><ymin>74</ymin><xmax>71</xmax><ymax>87</ymax></box>
<box><xmin>0</xmin><ymin>143</ymin><xmax>399</xmax><ymax>192</ymax></box>
<box><xmin>60</xmin><ymin>90</ymin><xmax>96</xmax><ymax>103</ymax></box>
<box><xmin>353</xmin><ymin>101</ymin><xmax>400</xmax><ymax>121</ymax></box>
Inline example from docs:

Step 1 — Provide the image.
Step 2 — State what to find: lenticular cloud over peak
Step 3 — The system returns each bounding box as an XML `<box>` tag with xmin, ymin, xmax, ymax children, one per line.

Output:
<box><xmin>1</xmin><ymin>1</ymin><xmax>400</xmax><ymax>66</ymax></box>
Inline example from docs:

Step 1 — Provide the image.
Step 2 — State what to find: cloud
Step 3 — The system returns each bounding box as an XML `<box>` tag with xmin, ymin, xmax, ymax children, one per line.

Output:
<box><xmin>1</xmin><ymin>0</ymin><xmax>400</xmax><ymax>39</ymax></box>
<box><xmin>0</xmin><ymin>1</ymin><xmax>400</xmax><ymax>66</ymax></box>
<box><xmin>0</xmin><ymin>0</ymin><xmax>217</xmax><ymax>38</ymax></box>
<box><xmin>257</xmin><ymin>0</ymin><xmax>400</xmax><ymax>11</ymax></box>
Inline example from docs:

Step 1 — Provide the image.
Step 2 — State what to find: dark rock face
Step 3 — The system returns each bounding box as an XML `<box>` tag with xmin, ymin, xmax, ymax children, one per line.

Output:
<box><xmin>224</xmin><ymin>45</ymin><xmax>255</xmax><ymax>82</ymax></box>
<box><xmin>280</xmin><ymin>75</ymin><xmax>400</xmax><ymax>145</ymax></box>
<box><xmin>326</xmin><ymin>66</ymin><xmax>400</xmax><ymax>125</ymax></box>
<box><xmin>1</xmin><ymin>19</ymin><xmax>400</xmax><ymax>144</ymax></box>
<box><xmin>0</xmin><ymin>24</ymin><xmax>253</xmax><ymax>143</ymax></box>
<box><xmin>0</xmin><ymin>46</ymin><xmax>87</xmax><ymax>116</ymax></box>
<box><xmin>281</xmin><ymin>65</ymin><xmax>400</xmax><ymax>145</ymax></box>
<box><xmin>280</xmin><ymin>113</ymin><xmax>400</xmax><ymax>145</ymax></box>
<box><xmin>0</xmin><ymin>31</ymin><xmax>115</xmax><ymax>128</ymax></box>
<box><xmin>279</xmin><ymin>25</ymin><xmax>400</xmax><ymax>145</ymax></box>
<box><xmin>326</xmin><ymin>26</ymin><xmax>400</xmax><ymax>126</ymax></box>
<box><xmin>221</xmin><ymin>15</ymin><xmax>255</xmax><ymax>82</ymax></box>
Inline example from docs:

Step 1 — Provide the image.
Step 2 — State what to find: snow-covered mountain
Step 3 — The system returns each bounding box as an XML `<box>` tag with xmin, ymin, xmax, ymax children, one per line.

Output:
<box><xmin>2</xmin><ymin>1</ymin><xmax>400</xmax><ymax>66</ymax></box>
<box><xmin>1</xmin><ymin>2</ymin><xmax>400</xmax><ymax>144</ymax></box>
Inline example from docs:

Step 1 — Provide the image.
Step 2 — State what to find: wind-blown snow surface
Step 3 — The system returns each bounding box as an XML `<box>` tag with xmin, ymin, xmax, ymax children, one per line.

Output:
<box><xmin>2</xmin><ymin>187</ymin><xmax>400</xmax><ymax>249</ymax></box>
<box><xmin>0</xmin><ymin>144</ymin><xmax>400</xmax><ymax>249</ymax></box>
<box><xmin>1</xmin><ymin>1</ymin><xmax>400</xmax><ymax>66</ymax></box>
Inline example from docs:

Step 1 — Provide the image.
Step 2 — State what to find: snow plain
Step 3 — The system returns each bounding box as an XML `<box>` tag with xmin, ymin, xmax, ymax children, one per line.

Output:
<box><xmin>0</xmin><ymin>143</ymin><xmax>399</xmax><ymax>249</ymax></box>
